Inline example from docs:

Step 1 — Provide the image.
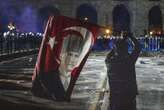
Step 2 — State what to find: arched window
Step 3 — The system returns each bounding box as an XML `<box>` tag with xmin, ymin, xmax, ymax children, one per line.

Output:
<box><xmin>148</xmin><ymin>6</ymin><xmax>162</xmax><ymax>33</ymax></box>
<box><xmin>76</xmin><ymin>4</ymin><xmax>97</xmax><ymax>24</ymax></box>
<box><xmin>112</xmin><ymin>5</ymin><xmax>130</xmax><ymax>34</ymax></box>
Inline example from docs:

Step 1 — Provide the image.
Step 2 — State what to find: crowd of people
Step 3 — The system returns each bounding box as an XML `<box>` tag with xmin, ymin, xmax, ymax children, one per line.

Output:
<box><xmin>0</xmin><ymin>30</ymin><xmax>163</xmax><ymax>55</ymax></box>
<box><xmin>0</xmin><ymin>31</ymin><xmax>42</xmax><ymax>54</ymax></box>
<box><xmin>93</xmin><ymin>34</ymin><xmax>164</xmax><ymax>52</ymax></box>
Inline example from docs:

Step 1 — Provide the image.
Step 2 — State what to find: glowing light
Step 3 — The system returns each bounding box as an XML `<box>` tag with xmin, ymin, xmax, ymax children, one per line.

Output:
<box><xmin>150</xmin><ymin>31</ymin><xmax>153</xmax><ymax>35</ymax></box>
<box><xmin>84</xmin><ymin>17</ymin><xmax>88</xmax><ymax>21</ymax></box>
<box><xmin>21</xmin><ymin>33</ymin><xmax>25</xmax><ymax>36</ymax></box>
<box><xmin>158</xmin><ymin>31</ymin><xmax>161</xmax><ymax>35</ymax></box>
<box><xmin>6</xmin><ymin>31</ymin><xmax>10</xmax><ymax>35</ymax></box>
<box><xmin>3</xmin><ymin>32</ymin><xmax>7</xmax><ymax>37</ymax></box>
<box><xmin>8</xmin><ymin>22</ymin><xmax>16</xmax><ymax>31</ymax></box>
<box><xmin>105</xmin><ymin>29</ymin><xmax>111</xmax><ymax>36</ymax></box>
<box><xmin>11</xmin><ymin>33</ymin><xmax>15</xmax><ymax>36</ymax></box>
<box><xmin>105</xmin><ymin>29</ymin><xmax>110</xmax><ymax>34</ymax></box>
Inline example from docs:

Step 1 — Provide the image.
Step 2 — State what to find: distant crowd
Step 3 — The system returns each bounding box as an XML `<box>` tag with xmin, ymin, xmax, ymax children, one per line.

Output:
<box><xmin>0</xmin><ymin>31</ymin><xmax>164</xmax><ymax>55</ymax></box>
<box><xmin>0</xmin><ymin>31</ymin><xmax>42</xmax><ymax>54</ymax></box>
<box><xmin>93</xmin><ymin>34</ymin><xmax>164</xmax><ymax>52</ymax></box>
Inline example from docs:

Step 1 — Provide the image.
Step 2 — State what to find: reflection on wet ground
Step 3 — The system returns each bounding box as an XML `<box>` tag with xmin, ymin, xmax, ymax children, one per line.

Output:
<box><xmin>0</xmin><ymin>54</ymin><xmax>107</xmax><ymax>110</ymax></box>
<box><xmin>136</xmin><ymin>57</ymin><xmax>164</xmax><ymax>110</ymax></box>
<box><xmin>0</xmin><ymin>54</ymin><xmax>164</xmax><ymax>110</ymax></box>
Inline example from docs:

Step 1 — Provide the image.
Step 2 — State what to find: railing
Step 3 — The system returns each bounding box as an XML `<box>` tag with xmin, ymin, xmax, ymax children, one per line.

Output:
<box><xmin>0</xmin><ymin>32</ymin><xmax>164</xmax><ymax>55</ymax></box>
<box><xmin>0</xmin><ymin>32</ymin><xmax>42</xmax><ymax>55</ymax></box>
<box><xmin>92</xmin><ymin>36</ymin><xmax>164</xmax><ymax>52</ymax></box>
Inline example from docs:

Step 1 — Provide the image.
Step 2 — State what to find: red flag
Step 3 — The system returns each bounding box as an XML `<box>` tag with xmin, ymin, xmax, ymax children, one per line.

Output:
<box><xmin>32</xmin><ymin>15</ymin><xmax>100</xmax><ymax>101</ymax></box>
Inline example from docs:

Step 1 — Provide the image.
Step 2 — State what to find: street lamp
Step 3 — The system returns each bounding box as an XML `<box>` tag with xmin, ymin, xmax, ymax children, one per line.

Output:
<box><xmin>105</xmin><ymin>29</ymin><xmax>110</xmax><ymax>35</ymax></box>
<box><xmin>104</xmin><ymin>29</ymin><xmax>111</xmax><ymax>39</ymax></box>
<box><xmin>8</xmin><ymin>22</ymin><xmax>16</xmax><ymax>31</ymax></box>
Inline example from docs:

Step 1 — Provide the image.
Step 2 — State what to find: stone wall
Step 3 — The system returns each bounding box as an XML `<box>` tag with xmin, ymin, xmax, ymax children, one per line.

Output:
<box><xmin>5</xmin><ymin>0</ymin><xmax>164</xmax><ymax>36</ymax></box>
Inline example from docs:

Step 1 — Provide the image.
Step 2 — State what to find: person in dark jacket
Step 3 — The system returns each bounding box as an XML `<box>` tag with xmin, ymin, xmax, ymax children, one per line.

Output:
<box><xmin>105</xmin><ymin>33</ymin><xmax>141</xmax><ymax>110</ymax></box>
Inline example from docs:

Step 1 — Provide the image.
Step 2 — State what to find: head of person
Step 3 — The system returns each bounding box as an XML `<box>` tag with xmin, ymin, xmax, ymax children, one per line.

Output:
<box><xmin>114</xmin><ymin>39</ymin><xmax>128</xmax><ymax>56</ymax></box>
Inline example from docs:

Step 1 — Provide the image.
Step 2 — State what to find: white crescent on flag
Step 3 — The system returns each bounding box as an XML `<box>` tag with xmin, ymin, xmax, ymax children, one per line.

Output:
<box><xmin>59</xmin><ymin>26</ymin><xmax>94</xmax><ymax>90</ymax></box>
<box><xmin>32</xmin><ymin>15</ymin><xmax>100</xmax><ymax>101</ymax></box>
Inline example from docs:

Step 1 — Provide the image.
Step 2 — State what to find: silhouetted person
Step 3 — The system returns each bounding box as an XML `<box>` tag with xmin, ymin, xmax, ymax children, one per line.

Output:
<box><xmin>105</xmin><ymin>33</ymin><xmax>141</xmax><ymax>110</ymax></box>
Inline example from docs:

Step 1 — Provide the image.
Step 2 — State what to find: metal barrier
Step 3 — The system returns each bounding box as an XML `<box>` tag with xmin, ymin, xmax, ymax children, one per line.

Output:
<box><xmin>0</xmin><ymin>33</ymin><xmax>164</xmax><ymax>54</ymax></box>
<box><xmin>0</xmin><ymin>32</ymin><xmax>42</xmax><ymax>55</ymax></box>
<box><xmin>92</xmin><ymin>36</ymin><xmax>164</xmax><ymax>52</ymax></box>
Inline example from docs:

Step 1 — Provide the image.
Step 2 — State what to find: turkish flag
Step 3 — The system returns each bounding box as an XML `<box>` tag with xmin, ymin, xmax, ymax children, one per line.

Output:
<box><xmin>32</xmin><ymin>15</ymin><xmax>100</xmax><ymax>101</ymax></box>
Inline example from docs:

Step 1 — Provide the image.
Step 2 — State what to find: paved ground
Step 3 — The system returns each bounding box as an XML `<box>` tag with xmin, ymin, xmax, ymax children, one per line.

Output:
<box><xmin>101</xmin><ymin>54</ymin><xmax>164</xmax><ymax>110</ymax></box>
<box><xmin>0</xmin><ymin>54</ymin><xmax>107</xmax><ymax>110</ymax></box>
<box><xmin>136</xmin><ymin>56</ymin><xmax>164</xmax><ymax>110</ymax></box>
<box><xmin>0</xmin><ymin>53</ymin><xmax>164</xmax><ymax>110</ymax></box>
<box><xmin>0</xmin><ymin>49</ymin><xmax>39</xmax><ymax>62</ymax></box>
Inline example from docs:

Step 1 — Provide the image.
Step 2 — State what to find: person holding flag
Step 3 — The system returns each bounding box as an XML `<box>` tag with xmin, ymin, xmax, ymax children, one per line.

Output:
<box><xmin>31</xmin><ymin>15</ymin><xmax>100</xmax><ymax>101</ymax></box>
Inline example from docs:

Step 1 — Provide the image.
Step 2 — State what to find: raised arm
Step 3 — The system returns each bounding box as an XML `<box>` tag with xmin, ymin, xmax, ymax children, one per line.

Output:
<box><xmin>105</xmin><ymin>49</ymin><xmax>115</xmax><ymax>74</ymax></box>
<box><xmin>128</xmin><ymin>34</ymin><xmax>141</xmax><ymax>63</ymax></box>
<box><xmin>105</xmin><ymin>49</ymin><xmax>114</xmax><ymax>64</ymax></box>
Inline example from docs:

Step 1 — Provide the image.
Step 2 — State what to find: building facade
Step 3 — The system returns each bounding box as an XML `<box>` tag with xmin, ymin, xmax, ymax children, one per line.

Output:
<box><xmin>0</xmin><ymin>0</ymin><xmax>164</xmax><ymax>36</ymax></box>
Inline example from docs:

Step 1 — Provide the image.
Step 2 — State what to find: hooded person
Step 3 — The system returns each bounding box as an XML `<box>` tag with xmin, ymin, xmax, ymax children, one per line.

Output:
<box><xmin>105</xmin><ymin>33</ymin><xmax>141</xmax><ymax>110</ymax></box>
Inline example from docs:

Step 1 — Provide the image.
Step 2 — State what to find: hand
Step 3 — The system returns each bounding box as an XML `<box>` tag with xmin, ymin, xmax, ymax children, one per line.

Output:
<box><xmin>122</xmin><ymin>31</ymin><xmax>128</xmax><ymax>40</ymax></box>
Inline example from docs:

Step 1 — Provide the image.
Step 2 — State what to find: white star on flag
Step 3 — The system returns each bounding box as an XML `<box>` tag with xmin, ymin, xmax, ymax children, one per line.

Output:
<box><xmin>48</xmin><ymin>36</ymin><xmax>58</xmax><ymax>50</ymax></box>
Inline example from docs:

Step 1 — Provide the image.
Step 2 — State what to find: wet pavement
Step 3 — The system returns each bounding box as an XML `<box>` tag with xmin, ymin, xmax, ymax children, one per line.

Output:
<box><xmin>101</xmin><ymin>55</ymin><xmax>164</xmax><ymax>110</ymax></box>
<box><xmin>0</xmin><ymin>53</ymin><xmax>164</xmax><ymax>110</ymax></box>
<box><xmin>136</xmin><ymin>57</ymin><xmax>164</xmax><ymax>110</ymax></box>
<box><xmin>0</xmin><ymin>54</ymin><xmax>107</xmax><ymax>110</ymax></box>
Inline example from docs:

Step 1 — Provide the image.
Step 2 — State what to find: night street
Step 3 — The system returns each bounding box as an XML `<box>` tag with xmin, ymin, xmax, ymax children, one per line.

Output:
<box><xmin>0</xmin><ymin>54</ymin><xmax>107</xmax><ymax>110</ymax></box>
<box><xmin>0</xmin><ymin>0</ymin><xmax>164</xmax><ymax>110</ymax></box>
<box><xmin>0</xmin><ymin>53</ymin><xmax>164</xmax><ymax>110</ymax></box>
